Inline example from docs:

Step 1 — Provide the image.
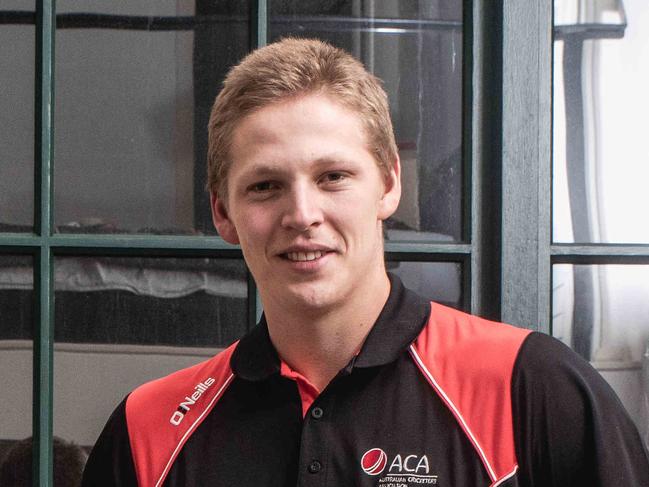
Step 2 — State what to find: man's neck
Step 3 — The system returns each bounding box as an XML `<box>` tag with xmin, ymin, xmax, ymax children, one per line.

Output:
<box><xmin>262</xmin><ymin>272</ymin><xmax>391</xmax><ymax>392</ymax></box>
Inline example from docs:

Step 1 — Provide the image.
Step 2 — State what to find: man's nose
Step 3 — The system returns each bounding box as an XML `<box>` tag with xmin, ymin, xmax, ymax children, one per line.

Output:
<box><xmin>280</xmin><ymin>184</ymin><xmax>324</xmax><ymax>231</ymax></box>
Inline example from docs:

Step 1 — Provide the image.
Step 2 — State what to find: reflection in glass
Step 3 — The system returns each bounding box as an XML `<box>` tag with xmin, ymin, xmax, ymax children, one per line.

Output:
<box><xmin>553</xmin><ymin>264</ymin><xmax>649</xmax><ymax>363</ymax></box>
<box><xmin>53</xmin><ymin>255</ymin><xmax>247</xmax><ymax>447</ymax></box>
<box><xmin>554</xmin><ymin>0</ymin><xmax>626</xmax><ymax>26</ymax></box>
<box><xmin>553</xmin><ymin>0</ymin><xmax>649</xmax><ymax>243</ymax></box>
<box><xmin>0</xmin><ymin>436</ymin><xmax>87</xmax><ymax>486</ymax></box>
<box><xmin>54</xmin><ymin>256</ymin><xmax>248</xmax><ymax>347</ymax></box>
<box><xmin>0</xmin><ymin>3</ymin><xmax>35</xmax><ymax>232</ymax></box>
<box><xmin>388</xmin><ymin>260</ymin><xmax>462</xmax><ymax>310</ymax></box>
<box><xmin>553</xmin><ymin>263</ymin><xmax>649</xmax><ymax>436</ymax></box>
<box><xmin>0</xmin><ymin>255</ymin><xmax>33</xmax><ymax>453</ymax></box>
<box><xmin>270</xmin><ymin>1</ymin><xmax>464</xmax><ymax>242</ymax></box>
<box><xmin>54</xmin><ymin>1</ymin><xmax>250</xmax><ymax>235</ymax></box>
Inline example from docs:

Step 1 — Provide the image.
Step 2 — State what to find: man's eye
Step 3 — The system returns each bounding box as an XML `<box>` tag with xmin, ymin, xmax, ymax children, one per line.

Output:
<box><xmin>249</xmin><ymin>181</ymin><xmax>277</xmax><ymax>192</ymax></box>
<box><xmin>321</xmin><ymin>172</ymin><xmax>346</xmax><ymax>184</ymax></box>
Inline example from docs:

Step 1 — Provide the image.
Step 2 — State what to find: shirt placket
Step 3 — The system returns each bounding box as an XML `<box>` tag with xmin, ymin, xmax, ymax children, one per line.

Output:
<box><xmin>296</xmin><ymin>384</ymin><xmax>336</xmax><ymax>487</ymax></box>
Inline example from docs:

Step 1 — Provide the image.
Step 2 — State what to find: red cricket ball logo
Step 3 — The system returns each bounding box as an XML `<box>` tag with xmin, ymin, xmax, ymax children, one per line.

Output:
<box><xmin>361</xmin><ymin>448</ymin><xmax>388</xmax><ymax>476</ymax></box>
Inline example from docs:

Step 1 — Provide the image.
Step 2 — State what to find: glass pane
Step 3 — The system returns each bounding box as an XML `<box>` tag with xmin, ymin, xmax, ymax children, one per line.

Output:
<box><xmin>0</xmin><ymin>3</ymin><xmax>35</xmax><ymax>232</ymax></box>
<box><xmin>270</xmin><ymin>1</ymin><xmax>464</xmax><ymax>243</ymax></box>
<box><xmin>54</xmin><ymin>0</ymin><xmax>250</xmax><ymax>235</ymax></box>
<box><xmin>553</xmin><ymin>0</ymin><xmax>649</xmax><ymax>243</ymax></box>
<box><xmin>0</xmin><ymin>255</ymin><xmax>33</xmax><ymax>472</ymax></box>
<box><xmin>54</xmin><ymin>256</ymin><xmax>248</xmax><ymax>347</ymax></box>
<box><xmin>552</xmin><ymin>263</ymin><xmax>649</xmax><ymax>437</ymax></box>
<box><xmin>53</xmin><ymin>255</ymin><xmax>247</xmax><ymax>447</ymax></box>
<box><xmin>387</xmin><ymin>260</ymin><xmax>462</xmax><ymax>310</ymax></box>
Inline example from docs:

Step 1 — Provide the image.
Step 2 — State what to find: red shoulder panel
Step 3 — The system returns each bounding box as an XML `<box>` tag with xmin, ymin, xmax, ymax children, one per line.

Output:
<box><xmin>410</xmin><ymin>303</ymin><xmax>531</xmax><ymax>486</ymax></box>
<box><xmin>125</xmin><ymin>342</ymin><xmax>237</xmax><ymax>487</ymax></box>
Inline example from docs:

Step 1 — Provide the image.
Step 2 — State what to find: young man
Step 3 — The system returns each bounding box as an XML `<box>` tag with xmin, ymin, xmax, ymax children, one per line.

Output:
<box><xmin>83</xmin><ymin>38</ymin><xmax>649</xmax><ymax>486</ymax></box>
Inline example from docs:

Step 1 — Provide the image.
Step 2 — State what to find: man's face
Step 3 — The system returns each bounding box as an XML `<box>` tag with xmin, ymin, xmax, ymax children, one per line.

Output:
<box><xmin>211</xmin><ymin>93</ymin><xmax>400</xmax><ymax>313</ymax></box>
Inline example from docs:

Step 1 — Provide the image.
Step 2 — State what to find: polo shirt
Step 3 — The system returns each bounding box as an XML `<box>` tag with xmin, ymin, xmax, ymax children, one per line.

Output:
<box><xmin>82</xmin><ymin>275</ymin><xmax>649</xmax><ymax>487</ymax></box>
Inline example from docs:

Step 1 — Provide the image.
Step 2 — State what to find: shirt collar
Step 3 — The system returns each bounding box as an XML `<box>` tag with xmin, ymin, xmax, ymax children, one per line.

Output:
<box><xmin>230</xmin><ymin>273</ymin><xmax>431</xmax><ymax>381</ymax></box>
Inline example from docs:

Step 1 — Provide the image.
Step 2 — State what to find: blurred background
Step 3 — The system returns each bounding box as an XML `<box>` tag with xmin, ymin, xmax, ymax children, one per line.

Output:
<box><xmin>1</xmin><ymin>0</ymin><xmax>648</xmax><ymax>480</ymax></box>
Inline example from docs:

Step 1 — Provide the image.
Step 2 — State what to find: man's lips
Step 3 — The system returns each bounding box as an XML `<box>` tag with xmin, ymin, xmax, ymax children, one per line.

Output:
<box><xmin>284</xmin><ymin>250</ymin><xmax>327</xmax><ymax>262</ymax></box>
<box><xmin>277</xmin><ymin>246</ymin><xmax>336</xmax><ymax>262</ymax></box>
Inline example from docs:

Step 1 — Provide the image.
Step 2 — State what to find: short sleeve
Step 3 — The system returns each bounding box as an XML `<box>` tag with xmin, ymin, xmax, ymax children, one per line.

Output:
<box><xmin>511</xmin><ymin>332</ymin><xmax>649</xmax><ymax>486</ymax></box>
<box><xmin>82</xmin><ymin>396</ymin><xmax>138</xmax><ymax>487</ymax></box>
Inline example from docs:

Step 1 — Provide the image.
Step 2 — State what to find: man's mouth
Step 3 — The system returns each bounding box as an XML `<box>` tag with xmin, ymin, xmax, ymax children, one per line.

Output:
<box><xmin>285</xmin><ymin>250</ymin><xmax>326</xmax><ymax>262</ymax></box>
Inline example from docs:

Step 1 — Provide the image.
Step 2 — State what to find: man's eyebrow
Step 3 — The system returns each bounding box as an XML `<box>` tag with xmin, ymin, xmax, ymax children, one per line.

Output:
<box><xmin>241</xmin><ymin>155</ymin><xmax>356</xmax><ymax>177</ymax></box>
<box><xmin>239</xmin><ymin>164</ymin><xmax>285</xmax><ymax>178</ymax></box>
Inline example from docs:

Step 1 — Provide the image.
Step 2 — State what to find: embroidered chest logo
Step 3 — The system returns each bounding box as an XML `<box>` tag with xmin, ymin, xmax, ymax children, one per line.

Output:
<box><xmin>360</xmin><ymin>448</ymin><xmax>438</xmax><ymax>485</ymax></box>
<box><xmin>169</xmin><ymin>377</ymin><xmax>216</xmax><ymax>426</ymax></box>
<box><xmin>361</xmin><ymin>448</ymin><xmax>388</xmax><ymax>475</ymax></box>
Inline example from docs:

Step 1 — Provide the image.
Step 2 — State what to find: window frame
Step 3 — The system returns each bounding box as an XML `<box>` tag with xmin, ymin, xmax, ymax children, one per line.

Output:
<box><xmin>0</xmin><ymin>1</ymin><xmax>555</xmax><ymax>485</ymax></box>
<box><xmin>498</xmin><ymin>0</ymin><xmax>649</xmax><ymax>332</ymax></box>
<box><xmin>499</xmin><ymin>0</ymin><xmax>554</xmax><ymax>331</ymax></box>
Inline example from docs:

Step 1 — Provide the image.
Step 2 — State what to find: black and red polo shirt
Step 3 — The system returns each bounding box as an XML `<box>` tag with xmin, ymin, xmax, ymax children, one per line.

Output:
<box><xmin>82</xmin><ymin>275</ymin><xmax>649</xmax><ymax>487</ymax></box>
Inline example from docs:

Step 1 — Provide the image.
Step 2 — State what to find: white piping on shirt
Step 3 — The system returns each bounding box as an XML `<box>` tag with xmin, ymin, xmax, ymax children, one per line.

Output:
<box><xmin>154</xmin><ymin>373</ymin><xmax>236</xmax><ymax>487</ymax></box>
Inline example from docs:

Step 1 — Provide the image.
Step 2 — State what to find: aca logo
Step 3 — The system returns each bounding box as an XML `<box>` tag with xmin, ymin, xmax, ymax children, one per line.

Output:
<box><xmin>361</xmin><ymin>448</ymin><xmax>388</xmax><ymax>476</ymax></box>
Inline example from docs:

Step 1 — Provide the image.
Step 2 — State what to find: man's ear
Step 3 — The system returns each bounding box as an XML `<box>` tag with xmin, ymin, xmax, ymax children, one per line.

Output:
<box><xmin>210</xmin><ymin>192</ymin><xmax>240</xmax><ymax>244</ymax></box>
<box><xmin>378</xmin><ymin>155</ymin><xmax>402</xmax><ymax>221</ymax></box>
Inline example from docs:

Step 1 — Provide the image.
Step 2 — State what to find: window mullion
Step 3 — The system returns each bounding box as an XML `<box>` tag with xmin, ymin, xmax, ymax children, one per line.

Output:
<box><xmin>500</xmin><ymin>0</ymin><xmax>553</xmax><ymax>332</ymax></box>
<box><xmin>34</xmin><ymin>0</ymin><xmax>55</xmax><ymax>486</ymax></box>
<box><xmin>469</xmin><ymin>0</ymin><xmax>504</xmax><ymax>320</ymax></box>
<box><xmin>251</xmin><ymin>0</ymin><xmax>268</xmax><ymax>49</ymax></box>
<box><xmin>244</xmin><ymin>0</ymin><xmax>269</xmax><ymax>328</ymax></box>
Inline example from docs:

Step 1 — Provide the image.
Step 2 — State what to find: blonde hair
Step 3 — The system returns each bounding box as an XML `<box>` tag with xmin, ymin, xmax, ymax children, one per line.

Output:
<box><xmin>207</xmin><ymin>37</ymin><xmax>398</xmax><ymax>199</ymax></box>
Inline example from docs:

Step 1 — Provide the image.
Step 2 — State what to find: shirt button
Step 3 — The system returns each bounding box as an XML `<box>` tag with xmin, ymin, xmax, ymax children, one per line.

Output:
<box><xmin>311</xmin><ymin>407</ymin><xmax>324</xmax><ymax>419</ymax></box>
<box><xmin>308</xmin><ymin>460</ymin><xmax>322</xmax><ymax>474</ymax></box>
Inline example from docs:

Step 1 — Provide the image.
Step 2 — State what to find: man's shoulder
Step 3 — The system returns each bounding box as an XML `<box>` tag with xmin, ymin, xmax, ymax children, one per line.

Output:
<box><xmin>407</xmin><ymin>303</ymin><xmax>533</xmax><ymax>482</ymax></box>
<box><xmin>126</xmin><ymin>341</ymin><xmax>238</xmax><ymax>422</ymax></box>
<box><xmin>416</xmin><ymin>302</ymin><xmax>533</xmax><ymax>357</ymax></box>
<box><xmin>124</xmin><ymin>342</ymin><xmax>239</xmax><ymax>487</ymax></box>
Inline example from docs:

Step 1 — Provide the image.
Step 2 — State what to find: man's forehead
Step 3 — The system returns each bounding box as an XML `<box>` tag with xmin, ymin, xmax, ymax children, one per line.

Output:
<box><xmin>228</xmin><ymin>95</ymin><xmax>370</xmax><ymax>164</ymax></box>
<box><xmin>235</xmin><ymin>92</ymin><xmax>361</xmax><ymax>132</ymax></box>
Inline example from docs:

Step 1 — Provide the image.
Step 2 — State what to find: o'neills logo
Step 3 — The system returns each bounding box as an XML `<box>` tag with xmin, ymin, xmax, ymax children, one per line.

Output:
<box><xmin>169</xmin><ymin>377</ymin><xmax>215</xmax><ymax>426</ymax></box>
<box><xmin>361</xmin><ymin>448</ymin><xmax>388</xmax><ymax>476</ymax></box>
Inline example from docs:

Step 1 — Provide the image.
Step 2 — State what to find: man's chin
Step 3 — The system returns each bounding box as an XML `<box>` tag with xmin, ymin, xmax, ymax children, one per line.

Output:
<box><xmin>280</xmin><ymin>281</ymin><xmax>341</xmax><ymax>312</ymax></box>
